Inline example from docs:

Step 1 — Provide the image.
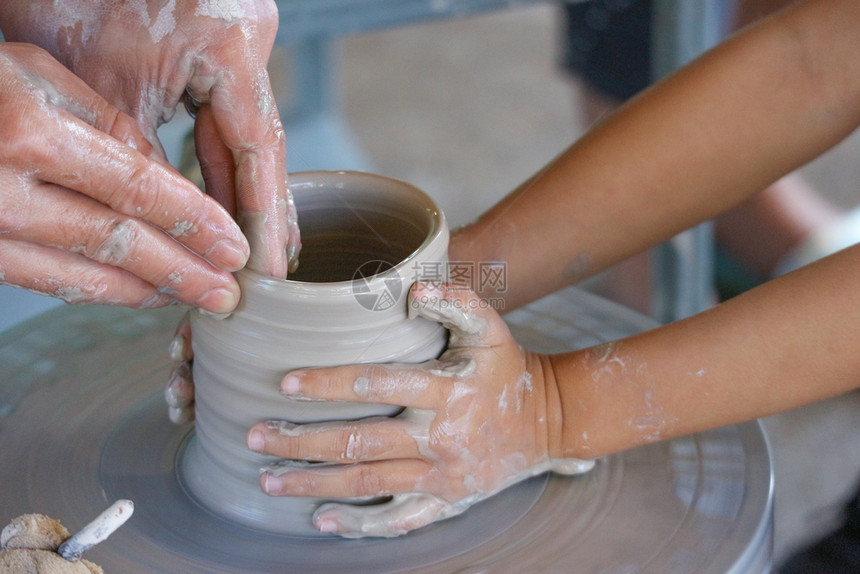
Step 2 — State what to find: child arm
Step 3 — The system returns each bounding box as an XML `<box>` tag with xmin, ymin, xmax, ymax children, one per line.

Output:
<box><xmin>452</xmin><ymin>0</ymin><xmax>860</xmax><ymax>310</ymax></box>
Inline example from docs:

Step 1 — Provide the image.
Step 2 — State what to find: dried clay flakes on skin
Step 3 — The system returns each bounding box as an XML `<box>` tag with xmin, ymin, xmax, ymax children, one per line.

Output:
<box><xmin>46</xmin><ymin>0</ymin><xmax>100</xmax><ymax>45</ymax></box>
<box><xmin>148</xmin><ymin>0</ymin><xmax>177</xmax><ymax>43</ymax></box>
<box><xmin>195</xmin><ymin>0</ymin><xmax>245</xmax><ymax>22</ymax></box>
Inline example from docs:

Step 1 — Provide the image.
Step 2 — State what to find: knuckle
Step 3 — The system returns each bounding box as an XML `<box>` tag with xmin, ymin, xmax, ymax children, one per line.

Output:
<box><xmin>0</xmin><ymin>111</ymin><xmax>46</xmax><ymax>166</ymax></box>
<box><xmin>150</xmin><ymin>262</ymin><xmax>193</xmax><ymax>297</ymax></box>
<box><xmin>86</xmin><ymin>218</ymin><xmax>140</xmax><ymax>266</ymax></box>
<box><xmin>50</xmin><ymin>271</ymin><xmax>110</xmax><ymax>306</ymax></box>
<box><xmin>338</xmin><ymin>428</ymin><xmax>365</xmax><ymax>461</ymax></box>
<box><xmin>269</xmin><ymin>422</ymin><xmax>315</xmax><ymax>460</ymax></box>
<box><xmin>356</xmin><ymin>365</ymin><xmax>395</xmax><ymax>400</ymax></box>
<box><xmin>354</xmin><ymin>465</ymin><xmax>387</xmax><ymax>497</ymax></box>
<box><xmin>0</xmin><ymin>185</ymin><xmax>27</xmax><ymax>233</ymax></box>
<box><xmin>428</xmin><ymin>429</ymin><xmax>464</xmax><ymax>464</ymax></box>
<box><xmin>278</xmin><ymin>435</ymin><xmax>310</xmax><ymax>461</ymax></box>
<box><xmin>279</xmin><ymin>471</ymin><xmax>317</xmax><ymax>497</ymax></box>
<box><xmin>105</xmin><ymin>110</ymin><xmax>155</xmax><ymax>157</ymax></box>
<box><xmin>419</xmin><ymin>470</ymin><xmax>445</xmax><ymax>494</ymax></box>
<box><xmin>197</xmin><ymin>151</ymin><xmax>233</xmax><ymax>177</ymax></box>
<box><xmin>113</xmin><ymin>161</ymin><xmax>163</xmax><ymax>218</ymax></box>
<box><xmin>297</xmin><ymin>473</ymin><xmax>322</xmax><ymax>496</ymax></box>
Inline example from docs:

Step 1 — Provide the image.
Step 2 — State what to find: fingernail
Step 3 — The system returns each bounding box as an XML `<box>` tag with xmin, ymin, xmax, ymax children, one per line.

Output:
<box><xmin>316</xmin><ymin>516</ymin><xmax>338</xmax><ymax>533</ymax></box>
<box><xmin>169</xmin><ymin>406</ymin><xmax>193</xmax><ymax>425</ymax></box>
<box><xmin>282</xmin><ymin>374</ymin><xmax>302</xmax><ymax>395</ymax></box>
<box><xmin>164</xmin><ymin>382</ymin><xmax>184</xmax><ymax>409</ymax></box>
<box><xmin>206</xmin><ymin>239</ymin><xmax>249</xmax><ymax>272</ymax></box>
<box><xmin>167</xmin><ymin>334</ymin><xmax>185</xmax><ymax>362</ymax></box>
<box><xmin>247</xmin><ymin>429</ymin><xmax>265</xmax><ymax>452</ymax></box>
<box><xmin>196</xmin><ymin>287</ymin><xmax>239</xmax><ymax>314</ymax></box>
<box><xmin>286</xmin><ymin>242</ymin><xmax>301</xmax><ymax>274</ymax></box>
<box><xmin>263</xmin><ymin>472</ymin><xmax>282</xmax><ymax>494</ymax></box>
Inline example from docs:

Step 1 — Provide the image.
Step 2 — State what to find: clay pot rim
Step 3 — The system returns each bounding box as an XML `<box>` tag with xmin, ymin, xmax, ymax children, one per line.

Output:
<box><xmin>238</xmin><ymin>170</ymin><xmax>449</xmax><ymax>296</ymax></box>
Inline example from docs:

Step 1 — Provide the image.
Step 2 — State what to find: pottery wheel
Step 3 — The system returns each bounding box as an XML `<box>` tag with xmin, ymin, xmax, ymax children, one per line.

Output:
<box><xmin>0</xmin><ymin>287</ymin><xmax>772</xmax><ymax>573</ymax></box>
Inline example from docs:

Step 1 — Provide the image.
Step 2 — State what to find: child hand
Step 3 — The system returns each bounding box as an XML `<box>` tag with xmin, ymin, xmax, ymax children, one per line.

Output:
<box><xmin>246</xmin><ymin>282</ymin><xmax>594</xmax><ymax>537</ymax></box>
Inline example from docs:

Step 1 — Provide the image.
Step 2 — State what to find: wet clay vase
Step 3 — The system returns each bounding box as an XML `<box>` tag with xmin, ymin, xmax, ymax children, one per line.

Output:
<box><xmin>180</xmin><ymin>171</ymin><xmax>449</xmax><ymax>536</ymax></box>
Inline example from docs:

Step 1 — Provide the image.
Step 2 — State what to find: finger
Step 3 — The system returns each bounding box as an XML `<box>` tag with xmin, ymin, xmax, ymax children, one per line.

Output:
<box><xmin>168</xmin><ymin>313</ymin><xmax>194</xmax><ymax>362</ymax></box>
<box><xmin>284</xmin><ymin>184</ymin><xmax>301</xmax><ymax>274</ymax></box>
<box><xmin>0</xmin><ymin>239</ymin><xmax>171</xmax><ymax>308</ymax></box>
<box><xmin>165</xmin><ymin>355</ymin><xmax>195</xmax><ymax>425</ymax></box>
<box><xmin>5</xmin><ymin>183</ymin><xmax>241</xmax><ymax>313</ymax></box>
<box><xmin>165</xmin><ymin>363</ymin><xmax>194</xmax><ymax>410</ymax></box>
<box><xmin>204</xmin><ymin>62</ymin><xmax>291</xmax><ymax>278</ymax></box>
<box><xmin>194</xmin><ymin>104</ymin><xmax>237</xmax><ymax>218</ymax></box>
<box><xmin>260</xmin><ymin>459</ymin><xmax>431</xmax><ymax>499</ymax></box>
<box><xmin>280</xmin><ymin>360</ymin><xmax>461</xmax><ymax>409</ymax></box>
<box><xmin>182</xmin><ymin>4</ymin><xmax>296</xmax><ymax>278</ymax></box>
<box><xmin>313</xmin><ymin>494</ymin><xmax>450</xmax><ymax>538</ymax></box>
<box><xmin>8</xmin><ymin>52</ymin><xmax>249</xmax><ymax>272</ymax></box>
<box><xmin>247</xmin><ymin>413</ymin><xmax>430</xmax><ymax>463</ymax></box>
<box><xmin>37</xmin><ymin>117</ymin><xmax>249</xmax><ymax>273</ymax></box>
<box><xmin>408</xmin><ymin>282</ymin><xmax>514</xmax><ymax>347</ymax></box>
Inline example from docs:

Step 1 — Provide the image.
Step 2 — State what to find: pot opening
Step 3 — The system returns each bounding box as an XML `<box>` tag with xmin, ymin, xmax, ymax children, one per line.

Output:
<box><xmin>288</xmin><ymin>202</ymin><xmax>431</xmax><ymax>284</ymax></box>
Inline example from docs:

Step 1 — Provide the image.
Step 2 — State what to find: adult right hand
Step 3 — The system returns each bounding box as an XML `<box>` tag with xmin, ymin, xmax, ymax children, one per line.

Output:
<box><xmin>0</xmin><ymin>43</ymin><xmax>248</xmax><ymax>313</ymax></box>
<box><xmin>247</xmin><ymin>282</ymin><xmax>594</xmax><ymax>538</ymax></box>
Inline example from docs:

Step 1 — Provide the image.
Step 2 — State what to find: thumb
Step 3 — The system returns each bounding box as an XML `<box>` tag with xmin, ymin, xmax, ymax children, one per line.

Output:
<box><xmin>312</xmin><ymin>494</ymin><xmax>451</xmax><ymax>538</ymax></box>
<box><xmin>407</xmin><ymin>281</ymin><xmax>510</xmax><ymax>348</ymax></box>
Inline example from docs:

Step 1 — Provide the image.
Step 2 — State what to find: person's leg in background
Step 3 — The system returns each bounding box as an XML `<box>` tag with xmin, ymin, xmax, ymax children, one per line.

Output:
<box><xmin>559</xmin><ymin>0</ymin><xmax>655</xmax><ymax>313</ymax></box>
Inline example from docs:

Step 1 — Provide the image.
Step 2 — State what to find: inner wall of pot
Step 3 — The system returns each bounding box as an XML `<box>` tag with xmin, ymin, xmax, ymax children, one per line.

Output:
<box><xmin>287</xmin><ymin>186</ymin><xmax>434</xmax><ymax>284</ymax></box>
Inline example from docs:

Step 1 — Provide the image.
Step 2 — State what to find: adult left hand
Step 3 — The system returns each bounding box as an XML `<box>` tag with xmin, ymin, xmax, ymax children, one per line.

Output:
<box><xmin>246</xmin><ymin>283</ymin><xmax>594</xmax><ymax>538</ymax></box>
<box><xmin>0</xmin><ymin>0</ymin><xmax>300</xmax><ymax>277</ymax></box>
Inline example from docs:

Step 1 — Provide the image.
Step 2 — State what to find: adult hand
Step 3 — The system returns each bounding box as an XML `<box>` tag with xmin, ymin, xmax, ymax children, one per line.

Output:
<box><xmin>0</xmin><ymin>0</ymin><xmax>300</xmax><ymax>277</ymax></box>
<box><xmin>246</xmin><ymin>283</ymin><xmax>594</xmax><ymax>538</ymax></box>
<box><xmin>0</xmin><ymin>43</ymin><xmax>247</xmax><ymax>312</ymax></box>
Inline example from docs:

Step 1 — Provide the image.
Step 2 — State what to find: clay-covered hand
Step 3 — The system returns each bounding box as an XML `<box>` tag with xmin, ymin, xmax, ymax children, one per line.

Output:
<box><xmin>246</xmin><ymin>282</ymin><xmax>595</xmax><ymax>538</ymax></box>
<box><xmin>0</xmin><ymin>0</ymin><xmax>300</xmax><ymax>277</ymax></box>
<box><xmin>0</xmin><ymin>43</ymin><xmax>248</xmax><ymax>312</ymax></box>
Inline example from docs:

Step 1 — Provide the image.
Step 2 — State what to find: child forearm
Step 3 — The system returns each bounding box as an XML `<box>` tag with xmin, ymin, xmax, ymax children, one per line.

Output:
<box><xmin>546</xmin><ymin>243</ymin><xmax>860</xmax><ymax>460</ymax></box>
<box><xmin>452</xmin><ymin>0</ymin><xmax>860</xmax><ymax>311</ymax></box>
